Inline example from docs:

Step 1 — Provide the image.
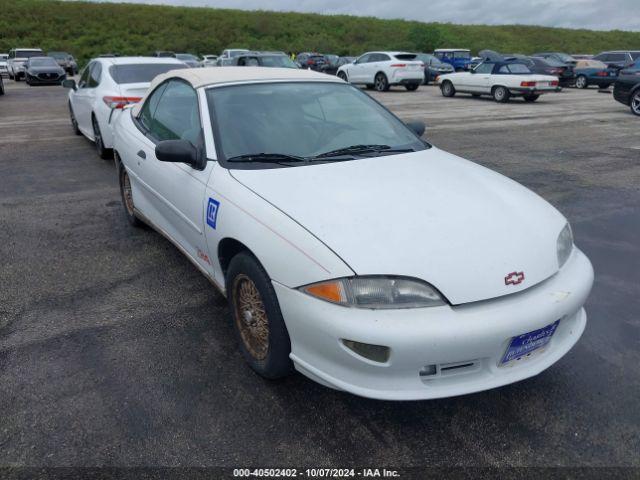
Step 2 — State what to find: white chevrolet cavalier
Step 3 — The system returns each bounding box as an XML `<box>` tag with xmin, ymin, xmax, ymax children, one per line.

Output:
<box><xmin>113</xmin><ymin>67</ymin><xmax>593</xmax><ymax>400</ymax></box>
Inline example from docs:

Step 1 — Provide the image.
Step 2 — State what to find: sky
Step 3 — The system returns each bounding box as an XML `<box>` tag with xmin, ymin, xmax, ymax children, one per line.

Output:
<box><xmin>90</xmin><ymin>0</ymin><xmax>640</xmax><ymax>31</ymax></box>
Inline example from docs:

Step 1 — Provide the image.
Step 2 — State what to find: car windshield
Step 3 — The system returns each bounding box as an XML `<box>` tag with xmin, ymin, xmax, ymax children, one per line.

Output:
<box><xmin>29</xmin><ymin>57</ymin><xmax>58</xmax><ymax>67</ymax></box>
<box><xmin>259</xmin><ymin>55</ymin><xmax>298</xmax><ymax>68</ymax></box>
<box><xmin>16</xmin><ymin>50</ymin><xmax>43</xmax><ymax>59</ymax></box>
<box><xmin>48</xmin><ymin>52</ymin><xmax>67</xmax><ymax>59</ymax></box>
<box><xmin>324</xmin><ymin>54</ymin><xmax>339</xmax><ymax>64</ymax></box>
<box><xmin>206</xmin><ymin>82</ymin><xmax>428</xmax><ymax>168</ymax></box>
<box><xmin>176</xmin><ymin>54</ymin><xmax>198</xmax><ymax>61</ymax></box>
<box><xmin>109</xmin><ymin>63</ymin><xmax>187</xmax><ymax>84</ymax></box>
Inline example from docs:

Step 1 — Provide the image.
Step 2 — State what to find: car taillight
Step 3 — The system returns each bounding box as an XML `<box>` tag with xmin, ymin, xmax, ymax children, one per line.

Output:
<box><xmin>307</xmin><ymin>59</ymin><xmax>313</xmax><ymax>65</ymax></box>
<box><xmin>550</xmin><ymin>80</ymin><xmax>559</xmax><ymax>86</ymax></box>
<box><xmin>102</xmin><ymin>96</ymin><xmax>142</xmax><ymax>109</ymax></box>
<box><xmin>520</xmin><ymin>81</ymin><xmax>537</xmax><ymax>87</ymax></box>
<box><xmin>390</xmin><ymin>64</ymin><xmax>407</xmax><ymax>68</ymax></box>
<box><xmin>596</xmin><ymin>71</ymin><xmax>608</xmax><ymax>76</ymax></box>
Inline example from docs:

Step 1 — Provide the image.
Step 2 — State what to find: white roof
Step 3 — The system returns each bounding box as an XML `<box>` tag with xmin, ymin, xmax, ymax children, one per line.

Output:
<box><xmin>131</xmin><ymin>67</ymin><xmax>342</xmax><ymax>116</ymax></box>
<box><xmin>96</xmin><ymin>56</ymin><xmax>185</xmax><ymax>66</ymax></box>
<box><xmin>434</xmin><ymin>48</ymin><xmax>470</xmax><ymax>52</ymax></box>
<box><xmin>151</xmin><ymin>66</ymin><xmax>341</xmax><ymax>89</ymax></box>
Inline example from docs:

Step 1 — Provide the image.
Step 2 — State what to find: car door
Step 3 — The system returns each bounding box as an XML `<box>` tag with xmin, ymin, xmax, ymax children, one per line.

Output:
<box><xmin>130</xmin><ymin>79</ymin><xmax>214</xmax><ymax>272</ymax></box>
<box><xmin>349</xmin><ymin>54</ymin><xmax>371</xmax><ymax>83</ymax></box>
<box><xmin>468</xmin><ymin>62</ymin><xmax>494</xmax><ymax>92</ymax></box>
<box><xmin>73</xmin><ymin>62</ymin><xmax>102</xmax><ymax>137</ymax></box>
<box><xmin>369</xmin><ymin>53</ymin><xmax>389</xmax><ymax>82</ymax></box>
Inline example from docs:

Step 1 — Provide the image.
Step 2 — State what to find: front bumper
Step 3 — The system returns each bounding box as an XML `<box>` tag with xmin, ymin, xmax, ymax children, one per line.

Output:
<box><xmin>275</xmin><ymin>248</ymin><xmax>593</xmax><ymax>400</ymax></box>
<box><xmin>26</xmin><ymin>73</ymin><xmax>66</xmax><ymax>84</ymax></box>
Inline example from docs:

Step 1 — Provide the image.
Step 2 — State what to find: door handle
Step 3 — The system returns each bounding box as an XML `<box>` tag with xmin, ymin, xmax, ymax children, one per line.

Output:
<box><xmin>137</xmin><ymin>150</ymin><xmax>146</xmax><ymax>159</ymax></box>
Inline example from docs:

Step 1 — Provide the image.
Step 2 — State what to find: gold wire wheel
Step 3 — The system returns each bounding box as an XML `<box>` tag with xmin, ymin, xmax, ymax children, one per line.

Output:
<box><xmin>233</xmin><ymin>274</ymin><xmax>270</xmax><ymax>360</ymax></box>
<box><xmin>122</xmin><ymin>171</ymin><xmax>134</xmax><ymax>215</ymax></box>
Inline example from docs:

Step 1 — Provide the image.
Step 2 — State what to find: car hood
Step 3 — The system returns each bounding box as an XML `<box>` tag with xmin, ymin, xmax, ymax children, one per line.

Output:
<box><xmin>229</xmin><ymin>148</ymin><xmax>567</xmax><ymax>305</ymax></box>
<box><xmin>27</xmin><ymin>66</ymin><xmax>64</xmax><ymax>74</ymax></box>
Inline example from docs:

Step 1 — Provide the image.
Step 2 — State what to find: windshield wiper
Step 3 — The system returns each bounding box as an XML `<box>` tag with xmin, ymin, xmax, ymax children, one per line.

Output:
<box><xmin>226</xmin><ymin>153</ymin><xmax>308</xmax><ymax>164</ymax></box>
<box><xmin>312</xmin><ymin>144</ymin><xmax>414</xmax><ymax>159</ymax></box>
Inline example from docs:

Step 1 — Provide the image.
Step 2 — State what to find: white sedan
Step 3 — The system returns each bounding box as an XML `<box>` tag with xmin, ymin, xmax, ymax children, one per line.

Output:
<box><xmin>113</xmin><ymin>67</ymin><xmax>593</xmax><ymax>400</ymax></box>
<box><xmin>437</xmin><ymin>60</ymin><xmax>560</xmax><ymax>102</ymax></box>
<box><xmin>337</xmin><ymin>51</ymin><xmax>424</xmax><ymax>91</ymax></box>
<box><xmin>63</xmin><ymin>56</ymin><xmax>186</xmax><ymax>159</ymax></box>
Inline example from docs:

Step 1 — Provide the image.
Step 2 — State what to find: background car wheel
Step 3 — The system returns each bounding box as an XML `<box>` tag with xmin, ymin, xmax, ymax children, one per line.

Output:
<box><xmin>226</xmin><ymin>252</ymin><xmax>293</xmax><ymax>379</ymax></box>
<box><xmin>575</xmin><ymin>75</ymin><xmax>588</xmax><ymax>89</ymax></box>
<box><xmin>374</xmin><ymin>73</ymin><xmax>389</xmax><ymax>92</ymax></box>
<box><xmin>337</xmin><ymin>71</ymin><xmax>348</xmax><ymax>82</ymax></box>
<box><xmin>0</xmin><ymin>80</ymin><xmax>4</xmax><ymax>96</ymax></box>
<box><xmin>492</xmin><ymin>86</ymin><xmax>510</xmax><ymax>103</ymax></box>
<box><xmin>441</xmin><ymin>81</ymin><xmax>456</xmax><ymax>97</ymax></box>
<box><xmin>523</xmin><ymin>94</ymin><xmax>540</xmax><ymax>102</ymax></box>
<box><xmin>92</xmin><ymin>115</ymin><xmax>112</xmax><ymax>159</ymax></box>
<box><xmin>405</xmin><ymin>83</ymin><xmax>419</xmax><ymax>91</ymax></box>
<box><xmin>631</xmin><ymin>91</ymin><xmax>640</xmax><ymax>116</ymax></box>
<box><xmin>118</xmin><ymin>160</ymin><xmax>143</xmax><ymax>227</ymax></box>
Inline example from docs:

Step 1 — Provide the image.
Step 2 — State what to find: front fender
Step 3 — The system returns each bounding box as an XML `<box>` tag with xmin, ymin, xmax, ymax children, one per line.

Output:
<box><xmin>205</xmin><ymin>166</ymin><xmax>354</xmax><ymax>289</ymax></box>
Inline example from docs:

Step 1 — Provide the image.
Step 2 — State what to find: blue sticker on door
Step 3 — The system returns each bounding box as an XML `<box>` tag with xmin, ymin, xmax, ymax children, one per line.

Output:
<box><xmin>206</xmin><ymin>197</ymin><xmax>220</xmax><ymax>229</ymax></box>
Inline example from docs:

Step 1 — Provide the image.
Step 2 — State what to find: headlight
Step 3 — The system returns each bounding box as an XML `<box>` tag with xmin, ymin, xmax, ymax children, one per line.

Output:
<box><xmin>557</xmin><ymin>223</ymin><xmax>574</xmax><ymax>269</ymax></box>
<box><xmin>300</xmin><ymin>276</ymin><xmax>446</xmax><ymax>309</ymax></box>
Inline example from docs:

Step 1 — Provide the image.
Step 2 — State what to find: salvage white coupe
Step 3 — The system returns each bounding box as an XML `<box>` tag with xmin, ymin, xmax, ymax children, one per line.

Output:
<box><xmin>113</xmin><ymin>67</ymin><xmax>593</xmax><ymax>400</ymax></box>
<box><xmin>437</xmin><ymin>60</ymin><xmax>560</xmax><ymax>102</ymax></box>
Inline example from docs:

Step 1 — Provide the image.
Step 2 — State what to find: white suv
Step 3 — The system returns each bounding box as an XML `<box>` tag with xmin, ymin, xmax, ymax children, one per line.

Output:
<box><xmin>337</xmin><ymin>52</ymin><xmax>424</xmax><ymax>91</ymax></box>
<box><xmin>7</xmin><ymin>48</ymin><xmax>44</xmax><ymax>80</ymax></box>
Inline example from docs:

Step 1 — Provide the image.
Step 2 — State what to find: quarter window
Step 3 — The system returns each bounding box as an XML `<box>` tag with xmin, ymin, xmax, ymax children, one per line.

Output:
<box><xmin>139</xmin><ymin>83</ymin><xmax>167</xmax><ymax>131</ymax></box>
<box><xmin>78</xmin><ymin>63</ymin><xmax>93</xmax><ymax>88</ymax></box>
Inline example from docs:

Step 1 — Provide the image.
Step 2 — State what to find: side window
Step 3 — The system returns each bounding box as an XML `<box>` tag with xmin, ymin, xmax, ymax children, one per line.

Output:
<box><xmin>148</xmin><ymin>80</ymin><xmax>201</xmax><ymax>145</ymax></box>
<box><xmin>376</xmin><ymin>54</ymin><xmax>390</xmax><ymax>62</ymax></box>
<box><xmin>139</xmin><ymin>83</ymin><xmax>167</xmax><ymax>131</ymax></box>
<box><xmin>498</xmin><ymin>65</ymin><xmax>510</xmax><ymax>74</ymax></box>
<box><xmin>78</xmin><ymin>62</ymin><xmax>93</xmax><ymax>88</ymax></box>
<box><xmin>475</xmin><ymin>62</ymin><xmax>494</xmax><ymax>74</ymax></box>
<box><xmin>358</xmin><ymin>54</ymin><xmax>372</xmax><ymax>64</ymax></box>
<box><xmin>88</xmin><ymin>62</ymin><xmax>102</xmax><ymax>88</ymax></box>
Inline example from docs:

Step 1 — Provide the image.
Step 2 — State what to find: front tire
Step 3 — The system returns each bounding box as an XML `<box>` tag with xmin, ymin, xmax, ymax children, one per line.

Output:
<box><xmin>92</xmin><ymin>115</ymin><xmax>111</xmax><ymax>159</ymax></box>
<box><xmin>374</xmin><ymin>73</ymin><xmax>389</xmax><ymax>92</ymax></box>
<box><xmin>226</xmin><ymin>252</ymin><xmax>293</xmax><ymax>379</ymax></box>
<box><xmin>575</xmin><ymin>75</ymin><xmax>588</xmax><ymax>89</ymax></box>
<box><xmin>69</xmin><ymin>103</ymin><xmax>81</xmax><ymax>135</ymax></box>
<box><xmin>337</xmin><ymin>71</ymin><xmax>348</xmax><ymax>82</ymax></box>
<box><xmin>492</xmin><ymin>86</ymin><xmax>510</xmax><ymax>103</ymax></box>
<box><xmin>441</xmin><ymin>80</ymin><xmax>455</xmax><ymax>97</ymax></box>
<box><xmin>631</xmin><ymin>90</ymin><xmax>640</xmax><ymax>116</ymax></box>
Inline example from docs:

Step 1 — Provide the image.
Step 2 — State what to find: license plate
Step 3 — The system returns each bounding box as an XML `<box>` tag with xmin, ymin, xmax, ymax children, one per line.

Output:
<box><xmin>500</xmin><ymin>320</ymin><xmax>560</xmax><ymax>365</ymax></box>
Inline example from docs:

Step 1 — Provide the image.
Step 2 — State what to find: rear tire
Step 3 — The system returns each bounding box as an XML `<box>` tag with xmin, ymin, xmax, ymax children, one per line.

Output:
<box><xmin>118</xmin><ymin>158</ymin><xmax>143</xmax><ymax>227</ymax></box>
<box><xmin>492</xmin><ymin>86</ymin><xmax>510</xmax><ymax>103</ymax></box>
<box><xmin>226</xmin><ymin>252</ymin><xmax>293</xmax><ymax>379</ymax></box>
<box><xmin>575</xmin><ymin>75</ymin><xmax>588</xmax><ymax>89</ymax></box>
<box><xmin>92</xmin><ymin>115</ymin><xmax>112</xmax><ymax>159</ymax></box>
<box><xmin>374</xmin><ymin>73</ymin><xmax>389</xmax><ymax>92</ymax></box>
<box><xmin>405</xmin><ymin>83</ymin><xmax>419</xmax><ymax>91</ymax></box>
<box><xmin>523</xmin><ymin>94</ymin><xmax>540</xmax><ymax>102</ymax></box>
<box><xmin>441</xmin><ymin>80</ymin><xmax>456</xmax><ymax>97</ymax></box>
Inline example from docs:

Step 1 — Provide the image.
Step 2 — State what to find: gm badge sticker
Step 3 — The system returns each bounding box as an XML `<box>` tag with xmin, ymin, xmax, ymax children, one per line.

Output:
<box><xmin>206</xmin><ymin>197</ymin><xmax>220</xmax><ymax>229</ymax></box>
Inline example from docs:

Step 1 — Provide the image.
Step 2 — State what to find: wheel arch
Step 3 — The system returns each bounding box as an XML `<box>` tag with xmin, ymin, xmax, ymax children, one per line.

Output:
<box><xmin>218</xmin><ymin>237</ymin><xmax>256</xmax><ymax>277</ymax></box>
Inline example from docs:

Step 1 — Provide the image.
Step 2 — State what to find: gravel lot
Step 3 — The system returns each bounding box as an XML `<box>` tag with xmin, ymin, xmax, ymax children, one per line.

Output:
<box><xmin>1</xmin><ymin>79</ymin><xmax>639</xmax><ymax>470</ymax></box>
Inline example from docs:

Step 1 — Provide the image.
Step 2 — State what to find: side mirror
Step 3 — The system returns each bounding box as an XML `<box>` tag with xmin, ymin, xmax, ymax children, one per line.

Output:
<box><xmin>62</xmin><ymin>79</ymin><xmax>77</xmax><ymax>90</ymax></box>
<box><xmin>406</xmin><ymin>120</ymin><xmax>426</xmax><ymax>137</ymax></box>
<box><xmin>155</xmin><ymin>139</ymin><xmax>205</xmax><ymax>170</ymax></box>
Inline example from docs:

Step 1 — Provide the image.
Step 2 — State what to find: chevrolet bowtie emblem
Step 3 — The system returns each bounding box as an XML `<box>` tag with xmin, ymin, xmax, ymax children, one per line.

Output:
<box><xmin>505</xmin><ymin>271</ymin><xmax>525</xmax><ymax>285</ymax></box>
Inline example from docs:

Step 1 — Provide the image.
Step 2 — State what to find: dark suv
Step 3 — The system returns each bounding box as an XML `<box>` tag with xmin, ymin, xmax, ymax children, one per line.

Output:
<box><xmin>295</xmin><ymin>52</ymin><xmax>327</xmax><ymax>71</ymax></box>
<box><xmin>613</xmin><ymin>59</ymin><xmax>640</xmax><ymax>116</ymax></box>
<box><xmin>593</xmin><ymin>51</ymin><xmax>640</xmax><ymax>70</ymax></box>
